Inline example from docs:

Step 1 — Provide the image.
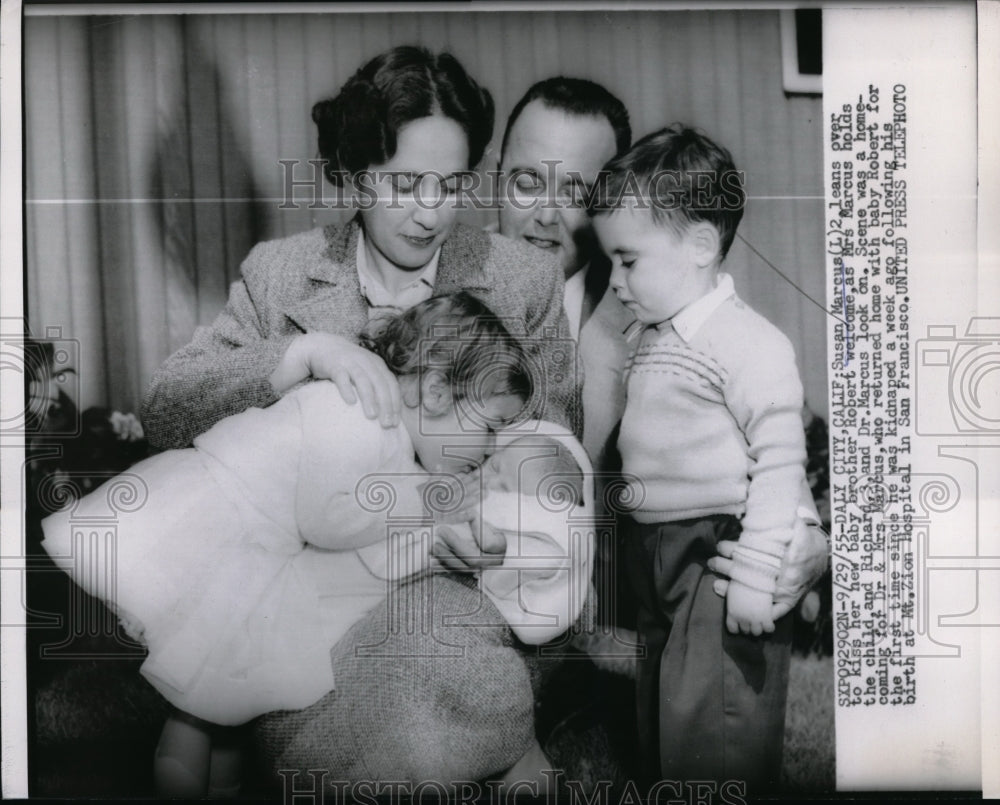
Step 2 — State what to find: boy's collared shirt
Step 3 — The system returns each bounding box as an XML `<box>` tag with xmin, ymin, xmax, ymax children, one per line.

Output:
<box><xmin>355</xmin><ymin>230</ymin><xmax>440</xmax><ymax>316</ymax></box>
<box><xmin>619</xmin><ymin>269</ymin><xmax>809</xmax><ymax>575</ymax></box>
<box><xmin>666</xmin><ymin>272</ymin><xmax>736</xmax><ymax>342</ymax></box>
<box><xmin>624</xmin><ymin>270</ymin><xmax>818</xmax><ymax>526</ymax></box>
<box><xmin>625</xmin><ymin>273</ymin><xmax>737</xmax><ymax>344</ymax></box>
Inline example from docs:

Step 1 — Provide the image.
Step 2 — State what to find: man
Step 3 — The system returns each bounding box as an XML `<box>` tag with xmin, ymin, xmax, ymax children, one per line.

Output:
<box><xmin>496</xmin><ymin>77</ymin><xmax>634</xmax><ymax>468</ymax></box>
<box><xmin>494</xmin><ymin>77</ymin><xmax>828</xmax><ymax>628</ymax></box>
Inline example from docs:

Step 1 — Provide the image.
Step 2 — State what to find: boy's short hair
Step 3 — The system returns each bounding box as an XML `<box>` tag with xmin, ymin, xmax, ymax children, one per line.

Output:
<box><xmin>587</xmin><ymin>123</ymin><xmax>746</xmax><ymax>259</ymax></box>
<box><xmin>509</xmin><ymin>435</ymin><xmax>584</xmax><ymax>506</ymax></box>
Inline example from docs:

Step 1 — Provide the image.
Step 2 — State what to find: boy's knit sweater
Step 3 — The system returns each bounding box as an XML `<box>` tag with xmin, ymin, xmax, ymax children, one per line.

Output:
<box><xmin>618</xmin><ymin>273</ymin><xmax>807</xmax><ymax>593</ymax></box>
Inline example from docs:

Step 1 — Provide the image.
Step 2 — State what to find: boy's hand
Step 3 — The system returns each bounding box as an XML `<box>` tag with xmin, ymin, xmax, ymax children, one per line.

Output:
<box><xmin>725</xmin><ymin>581</ymin><xmax>776</xmax><ymax>636</ymax></box>
<box><xmin>269</xmin><ymin>333</ymin><xmax>401</xmax><ymax>427</ymax></box>
<box><xmin>709</xmin><ymin>518</ymin><xmax>828</xmax><ymax>619</ymax></box>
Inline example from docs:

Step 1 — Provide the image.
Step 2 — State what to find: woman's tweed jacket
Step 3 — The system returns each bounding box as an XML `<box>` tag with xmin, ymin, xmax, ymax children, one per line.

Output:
<box><xmin>141</xmin><ymin>218</ymin><xmax>581</xmax><ymax>449</ymax></box>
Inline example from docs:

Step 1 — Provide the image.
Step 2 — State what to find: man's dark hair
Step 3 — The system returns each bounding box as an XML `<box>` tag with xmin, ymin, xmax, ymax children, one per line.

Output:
<box><xmin>500</xmin><ymin>77</ymin><xmax>631</xmax><ymax>162</ymax></box>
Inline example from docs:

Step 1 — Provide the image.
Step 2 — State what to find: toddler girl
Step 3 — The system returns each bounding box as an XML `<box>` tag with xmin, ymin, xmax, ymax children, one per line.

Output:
<box><xmin>41</xmin><ymin>292</ymin><xmax>567</xmax><ymax>795</ymax></box>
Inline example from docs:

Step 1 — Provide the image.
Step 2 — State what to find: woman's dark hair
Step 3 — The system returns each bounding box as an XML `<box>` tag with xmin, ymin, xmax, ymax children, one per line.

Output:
<box><xmin>312</xmin><ymin>46</ymin><xmax>495</xmax><ymax>185</ymax></box>
<box><xmin>360</xmin><ymin>291</ymin><xmax>533</xmax><ymax>415</ymax></box>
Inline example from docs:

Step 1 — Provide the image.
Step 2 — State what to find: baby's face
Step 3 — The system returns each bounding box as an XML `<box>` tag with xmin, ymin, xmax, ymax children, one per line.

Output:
<box><xmin>480</xmin><ymin>444</ymin><xmax>548</xmax><ymax>497</ymax></box>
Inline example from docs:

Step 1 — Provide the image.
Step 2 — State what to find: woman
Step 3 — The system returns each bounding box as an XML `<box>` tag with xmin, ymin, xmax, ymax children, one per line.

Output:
<box><xmin>142</xmin><ymin>46</ymin><xmax>578</xmax><ymax>450</ymax></box>
<box><xmin>140</xmin><ymin>46</ymin><xmax>576</xmax><ymax>790</ymax></box>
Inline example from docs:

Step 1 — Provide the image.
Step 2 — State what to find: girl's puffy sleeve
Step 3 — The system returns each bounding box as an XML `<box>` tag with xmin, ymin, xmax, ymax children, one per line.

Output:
<box><xmin>290</xmin><ymin>381</ymin><xmax>417</xmax><ymax>551</ymax></box>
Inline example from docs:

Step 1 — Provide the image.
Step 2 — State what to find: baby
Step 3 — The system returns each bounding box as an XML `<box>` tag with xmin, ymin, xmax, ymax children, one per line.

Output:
<box><xmin>357</xmin><ymin>426</ymin><xmax>594</xmax><ymax>645</ymax></box>
<box><xmin>480</xmin><ymin>435</ymin><xmax>584</xmax><ymax>502</ymax></box>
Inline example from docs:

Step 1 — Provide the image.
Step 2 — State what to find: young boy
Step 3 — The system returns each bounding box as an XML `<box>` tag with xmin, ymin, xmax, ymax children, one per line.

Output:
<box><xmin>588</xmin><ymin>124</ymin><xmax>807</xmax><ymax>791</ymax></box>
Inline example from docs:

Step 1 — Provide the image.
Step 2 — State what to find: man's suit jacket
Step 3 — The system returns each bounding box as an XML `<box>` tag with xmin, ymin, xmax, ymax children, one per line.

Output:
<box><xmin>578</xmin><ymin>285</ymin><xmax>634</xmax><ymax>473</ymax></box>
<box><xmin>142</xmin><ymin>219</ymin><xmax>580</xmax><ymax>449</ymax></box>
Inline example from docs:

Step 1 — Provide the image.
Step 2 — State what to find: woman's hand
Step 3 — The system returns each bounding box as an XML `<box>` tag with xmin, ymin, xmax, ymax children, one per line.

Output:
<box><xmin>269</xmin><ymin>333</ymin><xmax>401</xmax><ymax>427</ymax></box>
<box><xmin>432</xmin><ymin>518</ymin><xmax>507</xmax><ymax>572</ymax></box>
<box><xmin>708</xmin><ymin>518</ymin><xmax>829</xmax><ymax>619</ymax></box>
<box><xmin>421</xmin><ymin>466</ymin><xmax>505</xmax><ymax>572</ymax></box>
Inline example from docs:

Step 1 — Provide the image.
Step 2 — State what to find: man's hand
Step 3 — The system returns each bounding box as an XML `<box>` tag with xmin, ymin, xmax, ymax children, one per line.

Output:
<box><xmin>432</xmin><ymin>518</ymin><xmax>507</xmax><ymax>573</ymax></box>
<box><xmin>269</xmin><ymin>333</ymin><xmax>401</xmax><ymax>427</ymax></box>
<box><xmin>708</xmin><ymin>518</ymin><xmax>829</xmax><ymax>620</ymax></box>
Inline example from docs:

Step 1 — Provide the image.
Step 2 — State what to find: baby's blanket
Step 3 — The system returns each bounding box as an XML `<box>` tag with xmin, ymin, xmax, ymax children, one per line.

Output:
<box><xmin>357</xmin><ymin>421</ymin><xmax>595</xmax><ymax>645</ymax></box>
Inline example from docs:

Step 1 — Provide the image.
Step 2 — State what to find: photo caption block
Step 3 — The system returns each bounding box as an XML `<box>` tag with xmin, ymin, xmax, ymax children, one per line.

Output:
<box><xmin>825</xmin><ymin>4</ymin><xmax>983</xmax><ymax>791</ymax></box>
<box><xmin>828</xmin><ymin>79</ymin><xmax>916</xmax><ymax>706</ymax></box>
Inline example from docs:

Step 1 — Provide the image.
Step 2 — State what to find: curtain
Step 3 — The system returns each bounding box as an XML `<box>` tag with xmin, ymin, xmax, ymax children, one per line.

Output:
<box><xmin>25</xmin><ymin>10</ymin><xmax>827</xmax><ymax>418</ymax></box>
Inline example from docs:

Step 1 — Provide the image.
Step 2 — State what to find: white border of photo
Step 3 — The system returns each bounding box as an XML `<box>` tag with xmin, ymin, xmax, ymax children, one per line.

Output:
<box><xmin>2</xmin><ymin>1</ymin><xmax>997</xmax><ymax>798</ymax></box>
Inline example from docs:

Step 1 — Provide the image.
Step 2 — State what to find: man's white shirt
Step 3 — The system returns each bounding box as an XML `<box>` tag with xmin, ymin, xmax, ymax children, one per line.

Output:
<box><xmin>563</xmin><ymin>263</ymin><xmax>589</xmax><ymax>341</ymax></box>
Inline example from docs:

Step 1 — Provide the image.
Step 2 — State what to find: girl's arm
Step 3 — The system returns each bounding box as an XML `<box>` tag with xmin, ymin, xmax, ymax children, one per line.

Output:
<box><xmin>291</xmin><ymin>382</ymin><xmax>417</xmax><ymax>551</ymax></box>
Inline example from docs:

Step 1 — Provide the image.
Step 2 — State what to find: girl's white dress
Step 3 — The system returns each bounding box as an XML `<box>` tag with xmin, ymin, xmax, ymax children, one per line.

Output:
<box><xmin>42</xmin><ymin>385</ymin><xmax>596</xmax><ymax>726</ymax></box>
<box><xmin>41</xmin><ymin>381</ymin><xmax>419</xmax><ymax>726</ymax></box>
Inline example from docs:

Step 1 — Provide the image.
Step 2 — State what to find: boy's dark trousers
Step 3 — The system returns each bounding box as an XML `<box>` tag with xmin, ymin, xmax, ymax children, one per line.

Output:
<box><xmin>623</xmin><ymin>514</ymin><xmax>792</xmax><ymax>792</ymax></box>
